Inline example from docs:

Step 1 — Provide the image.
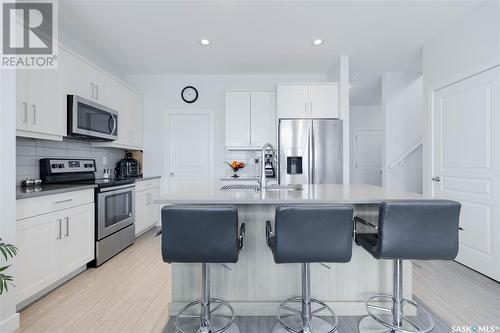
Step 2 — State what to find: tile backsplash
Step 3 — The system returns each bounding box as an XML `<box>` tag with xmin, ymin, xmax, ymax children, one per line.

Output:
<box><xmin>16</xmin><ymin>137</ymin><xmax>127</xmax><ymax>185</ymax></box>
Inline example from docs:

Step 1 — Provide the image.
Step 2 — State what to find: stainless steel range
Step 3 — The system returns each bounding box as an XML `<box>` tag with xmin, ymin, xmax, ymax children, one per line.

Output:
<box><xmin>40</xmin><ymin>158</ymin><xmax>135</xmax><ymax>266</ymax></box>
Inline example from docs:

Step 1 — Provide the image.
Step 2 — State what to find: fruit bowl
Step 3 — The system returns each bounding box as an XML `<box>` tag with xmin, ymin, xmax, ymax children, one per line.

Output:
<box><xmin>226</xmin><ymin>161</ymin><xmax>246</xmax><ymax>178</ymax></box>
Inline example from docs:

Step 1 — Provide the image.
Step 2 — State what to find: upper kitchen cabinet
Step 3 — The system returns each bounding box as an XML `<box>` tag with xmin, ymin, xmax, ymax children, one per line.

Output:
<box><xmin>225</xmin><ymin>92</ymin><xmax>251</xmax><ymax>147</ymax></box>
<box><xmin>277</xmin><ymin>84</ymin><xmax>340</xmax><ymax>119</ymax></box>
<box><xmin>225</xmin><ymin>91</ymin><xmax>276</xmax><ymax>148</ymax></box>
<box><xmin>250</xmin><ymin>92</ymin><xmax>276</xmax><ymax>146</ymax></box>
<box><xmin>16</xmin><ymin>68</ymin><xmax>62</xmax><ymax>141</ymax></box>
<box><xmin>60</xmin><ymin>48</ymin><xmax>110</xmax><ymax>106</ymax></box>
<box><xmin>105</xmin><ymin>79</ymin><xmax>143</xmax><ymax>149</ymax></box>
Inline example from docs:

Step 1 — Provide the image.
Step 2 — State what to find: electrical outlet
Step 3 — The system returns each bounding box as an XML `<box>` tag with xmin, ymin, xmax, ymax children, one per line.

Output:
<box><xmin>102</xmin><ymin>156</ymin><xmax>107</xmax><ymax>165</ymax></box>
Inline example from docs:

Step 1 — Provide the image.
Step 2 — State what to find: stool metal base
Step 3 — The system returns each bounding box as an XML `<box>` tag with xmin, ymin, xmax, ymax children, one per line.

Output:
<box><xmin>175</xmin><ymin>298</ymin><xmax>238</xmax><ymax>333</ymax></box>
<box><xmin>358</xmin><ymin>294</ymin><xmax>434</xmax><ymax>333</ymax></box>
<box><xmin>275</xmin><ymin>296</ymin><xmax>338</xmax><ymax>333</ymax></box>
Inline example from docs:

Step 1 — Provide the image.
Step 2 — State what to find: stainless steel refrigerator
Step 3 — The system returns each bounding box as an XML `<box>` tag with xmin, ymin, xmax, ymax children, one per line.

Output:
<box><xmin>278</xmin><ymin>119</ymin><xmax>343</xmax><ymax>185</ymax></box>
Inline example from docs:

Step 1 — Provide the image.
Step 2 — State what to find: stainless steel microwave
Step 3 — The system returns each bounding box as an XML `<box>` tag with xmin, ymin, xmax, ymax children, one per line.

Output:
<box><xmin>67</xmin><ymin>95</ymin><xmax>118</xmax><ymax>141</ymax></box>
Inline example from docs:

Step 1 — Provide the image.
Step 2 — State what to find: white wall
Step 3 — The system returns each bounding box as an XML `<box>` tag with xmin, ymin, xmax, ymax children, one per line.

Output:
<box><xmin>422</xmin><ymin>1</ymin><xmax>500</xmax><ymax>194</ymax></box>
<box><xmin>349</xmin><ymin>105</ymin><xmax>383</xmax><ymax>184</ymax></box>
<box><xmin>125</xmin><ymin>74</ymin><xmax>326</xmax><ymax>192</ymax></box>
<box><xmin>382</xmin><ymin>72</ymin><xmax>423</xmax><ymax>193</ymax></box>
<box><xmin>0</xmin><ymin>71</ymin><xmax>20</xmax><ymax>332</ymax></box>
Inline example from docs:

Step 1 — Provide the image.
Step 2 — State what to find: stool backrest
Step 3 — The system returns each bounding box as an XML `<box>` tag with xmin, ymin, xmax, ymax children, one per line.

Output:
<box><xmin>161</xmin><ymin>205</ymin><xmax>239</xmax><ymax>263</ymax></box>
<box><xmin>377</xmin><ymin>200</ymin><xmax>461</xmax><ymax>260</ymax></box>
<box><xmin>274</xmin><ymin>205</ymin><xmax>353</xmax><ymax>263</ymax></box>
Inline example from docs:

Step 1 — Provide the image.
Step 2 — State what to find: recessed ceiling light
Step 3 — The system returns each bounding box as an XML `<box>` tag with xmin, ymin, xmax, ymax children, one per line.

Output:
<box><xmin>313</xmin><ymin>39</ymin><xmax>323</xmax><ymax>46</ymax></box>
<box><xmin>200</xmin><ymin>39</ymin><xmax>210</xmax><ymax>46</ymax></box>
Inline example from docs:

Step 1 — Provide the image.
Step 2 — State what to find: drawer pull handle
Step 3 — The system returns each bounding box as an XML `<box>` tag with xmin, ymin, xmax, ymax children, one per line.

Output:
<box><xmin>53</xmin><ymin>199</ymin><xmax>73</xmax><ymax>204</ymax></box>
<box><xmin>65</xmin><ymin>217</ymin><xmax>70</xmax><ymax>237</ymax></box>
<box><xmin>57</xmin><ymin>219</ymin><xmax>62</xmax><ymax>239</ymax></box>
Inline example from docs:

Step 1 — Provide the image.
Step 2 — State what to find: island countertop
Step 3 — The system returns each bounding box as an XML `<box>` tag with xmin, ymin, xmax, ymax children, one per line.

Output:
<box><xmin>156</xmin><ymin>183</ymin><xmax>426</xmax><ymax>205</ymax></box>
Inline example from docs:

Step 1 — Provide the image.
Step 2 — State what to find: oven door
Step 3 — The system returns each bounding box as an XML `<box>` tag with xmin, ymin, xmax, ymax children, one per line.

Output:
<box><xmin>97</xmin><ymin>185</ymin><xmax>135</xmax><ymax>240</ymax></box>
<box><xmin>68</xmin><ymin>95</ymin><xmax>118</xmax><ymax>141</ymax></box>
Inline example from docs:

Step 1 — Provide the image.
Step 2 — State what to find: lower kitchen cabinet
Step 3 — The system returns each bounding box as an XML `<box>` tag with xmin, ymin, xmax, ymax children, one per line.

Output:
<box><xmin>16</xmin><ymin>191</ymin><xmax>95</xmax><ymax>306</ymax></box>
<box><xmin>135</xmin><ymin>179</ymin><xmax>161</xmax><ymax>236</ymax></box>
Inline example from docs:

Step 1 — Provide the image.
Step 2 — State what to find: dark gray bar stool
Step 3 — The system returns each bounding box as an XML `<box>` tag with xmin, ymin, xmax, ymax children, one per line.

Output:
<box><xmin>266</xmin><ymin>205</ymin><xmax>354</xmax><ymax>333</ymax></box>
<box><xmin>162</xmin><ymin>205</ymin><xmax>246</xmax><ymax>333</ymax></box>
<box><xmin>354</xmin><ymin>200</ymin><xmax>461</xmax><ymax>333</ymax></box>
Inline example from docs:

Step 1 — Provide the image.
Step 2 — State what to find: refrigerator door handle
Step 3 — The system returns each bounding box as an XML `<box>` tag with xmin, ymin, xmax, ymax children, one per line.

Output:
<box><xmin>311</xmin><ymin>124</ymin><xmax>315</xmax><ymax>184</ymax></box>
<box><xmin>308</xmin><ymin>125</ymin><xmax>313</xmax><ymax>184</ymax></box>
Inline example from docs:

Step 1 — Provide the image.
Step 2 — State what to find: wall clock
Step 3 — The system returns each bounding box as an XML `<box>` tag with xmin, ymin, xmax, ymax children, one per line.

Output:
<box><xmin>181</xmin><ymin>86</ymin><xmax>198</xmax><ymax>103</ymax></box>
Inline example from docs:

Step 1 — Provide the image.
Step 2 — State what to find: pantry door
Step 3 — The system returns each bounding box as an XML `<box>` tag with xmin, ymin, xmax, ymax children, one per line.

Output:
<box><xmin>431</xmin><ymin>66</ymin><xmax>500</xmax><ymax>281</ymax></box>
<box><xmin>168</xmin><ymin>112</ymin><xmax>212</xmax><ymax>193</ymax></box>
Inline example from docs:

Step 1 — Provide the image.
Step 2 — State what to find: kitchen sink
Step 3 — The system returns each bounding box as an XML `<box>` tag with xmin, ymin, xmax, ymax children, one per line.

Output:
<box><xmin>220</xmin><ymin>184</ymin><xmax>303</xmax><ymax>192</ymax></box>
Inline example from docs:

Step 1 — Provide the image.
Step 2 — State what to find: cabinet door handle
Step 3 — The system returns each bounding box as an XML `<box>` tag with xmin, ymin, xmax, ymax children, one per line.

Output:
<box><xmin>32</xmin><ymin>104</ymin><xmax>36</xmax><ymax>124</ymax></box>
<box><xmin>90</xmin><ymin>83</ymin><xmax>94</xmax><ymax>98</ymax></box>
<box><xmin>57</xmin><ymin>219</ymin><xmax>62</xmax><ymax>239</ymax></box>
<box><xmin>53</xmin><ymin>198</ymin><xmax>73</xmax><ymax>205</ymax></box>
<box><xmin>95</xmin><ymin>85</ymin><xmax>99</xmax><ymax>100</ymax></box>
<box><xmin>23</xmin><ymin>102</ymin><xmax>28</xmax><ymax>123</ymax></box>
<box><xmin>65</xmin><ymin>217</ymin><xmax>69</xmax><ymax>237</ymax></box>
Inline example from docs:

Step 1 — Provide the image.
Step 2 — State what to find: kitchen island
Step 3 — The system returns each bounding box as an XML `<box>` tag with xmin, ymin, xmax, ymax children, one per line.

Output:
<box><xmin>156</xmin><ymin>184</ymin><xmax>426</xmax><ymax>316</ymax></box>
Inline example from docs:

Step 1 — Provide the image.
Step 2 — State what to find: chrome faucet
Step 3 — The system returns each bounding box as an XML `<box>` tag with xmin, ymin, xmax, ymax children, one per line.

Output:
<box><xmin>259</xmin><ymin>143</ymin><xmax>275</xmax><ymax>191</ymax></box>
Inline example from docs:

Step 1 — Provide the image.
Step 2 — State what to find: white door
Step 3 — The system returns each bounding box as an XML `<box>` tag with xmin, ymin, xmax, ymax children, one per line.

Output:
<box><xmin>251</xmin><ymin>92</ymin><xmax>276</xmax><ymax>146</ymax></box>
<box><xmin>169</xmin><ymin>113</ymin><xmax>211</xmax><ymax>193</ymax></box>
<box><xmin>353</xmin><ymin>129</ymin><xmax>383</xmax><ymax>185</ymax></box>
<box><xmin>27</xmin><ymin>69</ymin><xmax>61</xmax><ymax>136</ymax></box>
<box><xmin>225</xmin><ymin>92</ymin><xmax>250</xmax><ymax>147</ymax></box>
<box><xmin>277</xmin><ymin>86</ymin><xmax>308</xmax><ymax>118</ymax></box>
<box><xmin>308</xmin><ymin>85</ymin><xmax>340</xmax><ymax>118</ymax></box>
<box><xmin>16</xmin><ymin>213</ymin><xmax>60</xmax><ymax>303</ymax></box>
<box><xmin>60</xmin><ymin>204</ymin><xmax>94</xmax><ymax>276</ymax></box>
<box><xmin>432</xmin><ymin>67</ymin><xmax>500</xmax><ymax>281</ymax></box>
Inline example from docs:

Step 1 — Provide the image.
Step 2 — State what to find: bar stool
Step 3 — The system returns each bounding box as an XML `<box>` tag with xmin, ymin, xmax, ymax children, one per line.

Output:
<box><xmin>265</xmin><ymin>205</ymin><xmax>354</xmax><ymax>333</ymax></box>
<box><xmin>354</xmin><ymin>200</ymin><xmax>461</xmax><ymax>333</ymax></box>
<box><xmin>161</xmin><ymin>205</ymin><xmax>246</xmax><ymax>333</ymax></box>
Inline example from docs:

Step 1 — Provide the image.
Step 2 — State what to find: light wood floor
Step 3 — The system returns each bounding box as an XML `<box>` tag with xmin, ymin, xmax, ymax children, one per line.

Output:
<box><xmin>413</xmin><ymin>259</ymin><xmax>500</xmax><ymax>327</ymax></box>
<box><xmin>16</xmin><ymin>229</ymin><xmax>499</xmax><ymax>332</ymax></box>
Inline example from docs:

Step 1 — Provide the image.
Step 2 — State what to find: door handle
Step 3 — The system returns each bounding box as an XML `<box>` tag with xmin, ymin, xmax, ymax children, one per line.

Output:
<box><xmin>170</xmin><ymin>172</ymin><xmax>174</xmax><ymax>177</ymax></box>
<box><xmin>90</xmin><ymin>83</ymin><xmax>94</xmax><ymax>98</ymax></box>
<box><xmin>23</xmin><ymin>102</ymin><xmax>28</xmax><ymax>123</ymax></box>
<box><xmin>57</xmin><ymin>219</ymin><xmax>62</xmax><ymax>239</ymax></box>
<box><xmin>32</xmin><ymin>104</ymin><xmax>36</xmax><ymax>124</ymax></box>
<box><xmin>65</xmin><ymin>217</ymin><xmax>69</xmax><ymax>237</ymax></box>
<box><xmin>95</xmin><ymin>85</ymin><xmax>99</xmax><ymax>100</ymax></box>
<box><xmin>432</xmin><ymin>176</ymin><xmax>441</xmax><ymax>182</ymax></box>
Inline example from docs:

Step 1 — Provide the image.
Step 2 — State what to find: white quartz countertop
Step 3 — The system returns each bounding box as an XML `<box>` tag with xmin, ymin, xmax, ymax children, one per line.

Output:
<box><xmin>155</xmin><ymin>184</ymin><xmax>427</xmax><ymax>205</ymax></box>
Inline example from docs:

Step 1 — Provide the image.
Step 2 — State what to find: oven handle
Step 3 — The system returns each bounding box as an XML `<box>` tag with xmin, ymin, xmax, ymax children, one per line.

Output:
<box><xmin>99</xmin><ymin>184</ymin><xmax>135</xmax><ymax>193</ymax></box>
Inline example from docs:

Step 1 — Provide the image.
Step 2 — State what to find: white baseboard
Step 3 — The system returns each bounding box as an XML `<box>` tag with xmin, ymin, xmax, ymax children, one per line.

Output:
<box><xmin>0</xmin><ymin>312</ymin><xmax>20</xmax><ymax>333</ymax></box>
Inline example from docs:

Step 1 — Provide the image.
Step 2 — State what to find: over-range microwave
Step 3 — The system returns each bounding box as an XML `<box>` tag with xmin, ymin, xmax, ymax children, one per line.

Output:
<box><xmin>67</xmin><ymin>95</ymin><xmax>118</xmax><ymax>141</ymax></box>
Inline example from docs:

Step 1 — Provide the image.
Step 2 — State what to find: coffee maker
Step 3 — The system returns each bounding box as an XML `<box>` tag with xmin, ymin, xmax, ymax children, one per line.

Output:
<box><xmin>115</xmin><ymin>152</ymin><xmax>142</xmax><ymax>178</ymax></box>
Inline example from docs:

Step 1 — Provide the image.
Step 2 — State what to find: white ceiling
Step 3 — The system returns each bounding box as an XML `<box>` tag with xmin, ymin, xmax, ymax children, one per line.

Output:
<box><xmin>59</xmin><ymin>0</ymin><xmax>486</xmax><ymax>105</ymax></box>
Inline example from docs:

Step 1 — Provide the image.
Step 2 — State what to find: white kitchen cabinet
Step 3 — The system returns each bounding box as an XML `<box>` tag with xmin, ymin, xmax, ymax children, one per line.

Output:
<box><xmin>225</xmin><ymin>91</ymin><xmax>276</xmax><ymax>148</ymax></box>
<box><xmin>135</xmin><ymin>179</ymin><xmax>160</xmax><ymax>236</ymax></box>
<box><xmin>277</xmin><ymin>84</ymin><xmax>339</xmax><ymax>119</ymax></box>
<box><xmin>16</xmin><ymin>190</ymin><xmax>95</xmax><ymax>305</ymax></box>
<box><xmin>16</xmin><ymin>212</ymin><xmax>60</xmax><ymax>304</ymax></box>
<box><xmin>250</xmin><ymin>92</ymin><xmax>276</xmax><ymax>146</ymax></box>
<box><xmin>225</xmin><ymin>92</ymin><xmax>251</xmax><ymax>147</ymax></box>
<box><xmin>60</xmin><ymin>204</ymin><xmax>95</xmax><ymax>276</ymax></box>
<box><xmin>308</xmin><ymin>85</ymin><xmax>340</xmax><ymax>118</ymax></box>
<box><xmin>60</xmin><ymin>48</ymin><xmax>111</xmax><ymax>106</ymax></box>
<box><xmin>276</xmin><ymin>86</ymin><xmax>309</xmax><ymax>118</ymax></box>
<box><xmin>16</xmin><ymin>68</ymin><xmax>62</xmax><ymax>139</ymax></box>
